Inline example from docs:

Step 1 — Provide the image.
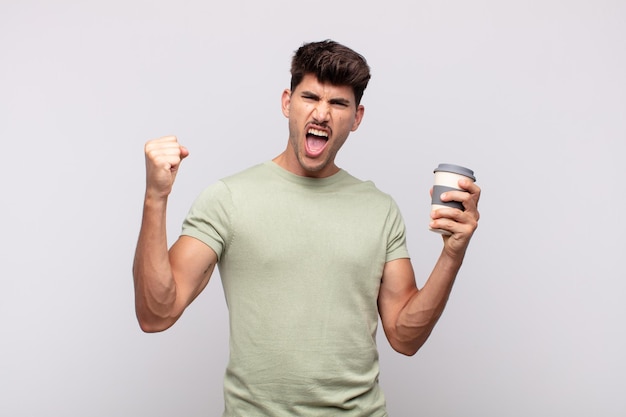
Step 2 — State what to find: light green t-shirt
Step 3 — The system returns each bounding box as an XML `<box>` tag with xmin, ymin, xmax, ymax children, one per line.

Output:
<box><xmin>182</xmin><ymin>161</ymin><xmax>410</xmax><ymax>417</ymax></box>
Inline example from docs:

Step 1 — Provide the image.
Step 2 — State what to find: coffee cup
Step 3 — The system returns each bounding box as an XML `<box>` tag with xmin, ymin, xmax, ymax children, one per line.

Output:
<box><xmin>430</xmin><ymin>163</ymin><xmax>476</xmax><ymax>235</ymax></box>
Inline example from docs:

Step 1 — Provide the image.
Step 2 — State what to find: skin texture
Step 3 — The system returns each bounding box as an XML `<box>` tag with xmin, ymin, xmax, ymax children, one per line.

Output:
<box><xmin>133</xmin><ymin>74</ymin><xmax>481</xmax><ymax>356</ymax></box>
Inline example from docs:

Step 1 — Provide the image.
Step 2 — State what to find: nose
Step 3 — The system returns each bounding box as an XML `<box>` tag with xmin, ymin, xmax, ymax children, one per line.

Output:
<box><xmin>313</xmin><ymin>101</ymin><xmax>330</xmax><ymax>123</ymax></box>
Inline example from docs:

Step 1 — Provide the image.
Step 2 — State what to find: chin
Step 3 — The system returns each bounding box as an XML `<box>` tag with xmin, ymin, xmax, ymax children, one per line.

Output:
<box><xmin>298</xmin><ymin>154</ymin><xmax>325</xmax><ymax>171</ymax></box>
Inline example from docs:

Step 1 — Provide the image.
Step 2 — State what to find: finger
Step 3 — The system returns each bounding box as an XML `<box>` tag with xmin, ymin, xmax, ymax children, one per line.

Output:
<box><xmin>152</xmin><ymin>135</ymin><xmax>178</xmax><ymax>144</ymax></box>
<box><xmin>440</xmin><ymin>187</ymin><xmax>480</xmax><ymax>213</ymax></box>
<box><xmin>430</xmin><ymin>209</ymin><xmax>477</xmax><ymax>237</ymax></box>
<box><xmin>458</xmin><ymin>178</ymin><xmax>481</xmax><ymax>197</ymax></box>
<box><xmin>432</xmin><ymin>204</ymin><xmax>478</xmax><ymax>226</ymax></box>
<box><xmin>146</xmin><ymin>146</ymin><xmax>184</xmax><ymax>166</ymax></box>
<box><xmin>439</xmin><ymin>189</ymin><xmax>470</xmax><ymax>206</ymax></box>
<box><xmin>145</xmin><ymin>136</ymin><xmax>182</xmax><ymax>153</ymax></box>
<box><xmin>429</xmin><ymin>214</ymin><xmax>463</xmax><ymax>236</ymax></box>
<box><xmin>145</xmin><ymin>137</ymin><xmax>186</xmax><ymax>159</ymax></box>
<box><xmin>431</xmin><ymin>206</ymin><xmax>465</xmax><ymax>222</ymax></box>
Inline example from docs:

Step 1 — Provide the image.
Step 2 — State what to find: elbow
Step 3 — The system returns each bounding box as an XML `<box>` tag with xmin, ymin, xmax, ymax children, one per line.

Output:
<box><xmin>389</xmin><ymin>323</ymin><xmax>435</xmax><ymax>356</ymax></box>
<box><xmin>137</xmin><ymin>318</ymin><xmax>169</xmax><ymax>333</ymax></box>
<box><xmin>389</xmin><ymin>337</ymin><xmax>426</xmax><ymax>357</ymax></box>
<box><xmin>391</xmin><ymin>345</ymin><xmax>418</xmax><ymax>357</ymax></box>
<box><xmin>391</xmin><ymin>307</ymin><xmax>445</xmax><ymax>356</ymax></box>
<box><xmin>135</xmin><ymin>308</ymin><xmax>177</xmax><ymax>333</ymax></box>
<box><xmin>396</xmin><ymin>345</ymin><xmax>420</xmax><ymax>357</ymax></box>
<box><xmin>133</xmin><ymin>286</ymin><xmax>179</xmax><ymax>333</ymax></box>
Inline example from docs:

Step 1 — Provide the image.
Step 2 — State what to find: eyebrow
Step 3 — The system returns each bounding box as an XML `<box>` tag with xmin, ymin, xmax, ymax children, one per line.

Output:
<box><xmin>300</xmin><ymin>90</ymin><xmax>352</xmax><ymax>106</ymax></box>
<box><xmin>329</xmin><ymin>97</ymin><xmax>351</xmax><ymax>106</ymax></box>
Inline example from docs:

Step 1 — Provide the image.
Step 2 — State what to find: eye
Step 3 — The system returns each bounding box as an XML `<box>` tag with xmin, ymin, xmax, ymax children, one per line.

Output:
<box><xmin>330</xmin><ymin>100</ymin><xmax>350</xmax><ymax>108</ymax></box>
<box><xmin>301</xmin><ymin>93</ymin><xmax>319</xmax><ymax>102</ymax></box>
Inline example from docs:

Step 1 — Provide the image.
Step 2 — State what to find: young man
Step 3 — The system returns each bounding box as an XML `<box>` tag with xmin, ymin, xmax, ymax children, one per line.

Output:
<box><xmin>133</xmin><ymin>40</ymin><xmax>481</xmax><ymax>416</ymax></box>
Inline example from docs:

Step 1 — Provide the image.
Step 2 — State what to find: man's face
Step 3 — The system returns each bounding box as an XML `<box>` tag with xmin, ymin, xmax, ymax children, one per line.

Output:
<box><xmin>280</xmin><ymin>73</ymin><xmax>364</xmax><ymax>178</ymax></box>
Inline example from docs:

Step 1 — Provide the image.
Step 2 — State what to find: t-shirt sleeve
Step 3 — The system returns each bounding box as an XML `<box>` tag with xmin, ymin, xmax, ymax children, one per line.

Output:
<box><xmin>180</xmin><ymin>181</ymin><xmax>232</xmax><ymax>261</ymax></box>
<box><xmin>385</xmin><ymin>197</ymin><xmax>410</xmax><ymax>262</ymax></box>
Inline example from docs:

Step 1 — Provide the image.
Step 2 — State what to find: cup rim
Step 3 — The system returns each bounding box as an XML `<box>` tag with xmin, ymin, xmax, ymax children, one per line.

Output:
<box><xmin>434</xmin><ymin>163</ymin><xmax>476</xmax><ymax>181</ymax></box>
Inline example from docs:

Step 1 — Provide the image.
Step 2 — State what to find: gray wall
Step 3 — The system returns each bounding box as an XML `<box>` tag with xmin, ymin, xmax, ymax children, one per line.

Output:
<box><xmin>2</xmin><ymin>0</ymin><xmax>624</xmax><ymax>416</ymax></box>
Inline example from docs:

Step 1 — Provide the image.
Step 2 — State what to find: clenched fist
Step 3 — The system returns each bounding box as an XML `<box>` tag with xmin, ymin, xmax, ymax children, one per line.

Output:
<box><xmin>144</xmin><ymin>136</ymin><xmax>189</xmax><ymax>199</ymax></box>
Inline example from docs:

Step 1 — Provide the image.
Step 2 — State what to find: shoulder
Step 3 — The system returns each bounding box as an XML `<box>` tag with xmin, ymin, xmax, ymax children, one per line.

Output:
<box><xmin>338</xmin><ymin>170</ymin><xmax>396</xmax><ymax>205</ymax></box>
<box><xmin>193</xmin><ymin>163</ymin><xmax>270</xmax><ymax>198</ymax></box>
<box><xmin>218</xmin><ymin>162</ymin><xmax>277</xmax><ymax>188</ymax></box>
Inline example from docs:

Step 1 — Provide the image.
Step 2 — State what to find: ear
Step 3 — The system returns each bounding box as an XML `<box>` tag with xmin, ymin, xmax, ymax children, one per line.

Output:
<box><xmin>351</xmin><ymin>104</ymin><xmax>365</xmax><ymax>132</ymax></box>
<box><xmin>281</xmin><ymin>89</ymin><xmax>291</xmax><ymax>118</ymax></box>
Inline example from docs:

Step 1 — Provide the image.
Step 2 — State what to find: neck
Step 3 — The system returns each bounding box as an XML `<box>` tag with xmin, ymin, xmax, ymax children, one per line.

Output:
<box><xmin>272</xmin><ymin>150</ymin><xmax>340</xmax><ymax>178</ymax></box>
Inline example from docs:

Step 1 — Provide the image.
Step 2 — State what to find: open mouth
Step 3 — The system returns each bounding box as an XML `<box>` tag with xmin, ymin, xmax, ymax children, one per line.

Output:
<box><xmin>305</xmin><ymin>127</ymin><xmax>329</xmax><ymax>156</ymax></box>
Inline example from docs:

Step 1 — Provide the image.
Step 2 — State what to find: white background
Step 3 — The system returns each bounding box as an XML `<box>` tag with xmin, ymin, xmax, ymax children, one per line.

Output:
<box><xmin>2</xmin><ymin>0</ymin><xmax>625</xmax><ymax>416</ymax></box>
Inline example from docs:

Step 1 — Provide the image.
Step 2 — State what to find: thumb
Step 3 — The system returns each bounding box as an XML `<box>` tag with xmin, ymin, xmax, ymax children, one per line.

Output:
<box><xmin>180</xmin><ymin>145</ymin><xmax>190</xmax><ymax>160</ymax></box>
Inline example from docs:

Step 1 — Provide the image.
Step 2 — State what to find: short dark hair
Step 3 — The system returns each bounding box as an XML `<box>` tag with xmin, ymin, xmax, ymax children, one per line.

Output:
<box><xmin>290</xmin><ymin>40</ymin><xmax>371</xmax><ymax>106</ymax></box>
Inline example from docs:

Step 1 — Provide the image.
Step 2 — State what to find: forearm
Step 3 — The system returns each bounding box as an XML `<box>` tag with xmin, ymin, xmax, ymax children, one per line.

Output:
<box><xmin>395</xmin><ymin>251</ymin><xmax>464</xmax><ymax>354</ymax></box>
<box><xmin>132</xmin><ymin>196</ymin><xmax>178</xmax><ymax>332</ymax></box>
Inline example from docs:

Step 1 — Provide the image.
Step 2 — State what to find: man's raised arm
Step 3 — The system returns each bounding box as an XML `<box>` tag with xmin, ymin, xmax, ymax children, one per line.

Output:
<box><xmin>378</xmin><ymin>179</ymin><xmax>481</xmax><ymax>355</ymax></box>
<box><xmin>132</xmin><ymin>136</ymin><xmax>216</xmax><ymax>332</ymax></box>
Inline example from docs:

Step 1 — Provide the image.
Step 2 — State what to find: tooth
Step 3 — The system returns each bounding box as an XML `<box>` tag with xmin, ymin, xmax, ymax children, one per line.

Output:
<box><xmin>308</xmin><ymin>128</ymin><xmax>328</xmax><ymax>137</ymax></box>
